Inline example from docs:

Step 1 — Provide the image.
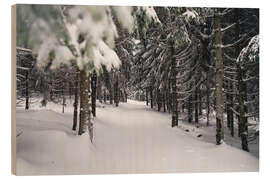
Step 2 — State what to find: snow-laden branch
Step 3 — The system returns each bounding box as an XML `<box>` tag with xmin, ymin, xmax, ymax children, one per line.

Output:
<box><xmin>219</xmin><ymin>33</ymin><xmax>247</xmax><ymax>49</ymax></box>
<box><xmin>17</xmin><ymin>66</ymin><xmax>30</xmax><ymax>71</ymax></box>
<box><xmin>221</xmin><ymin>23</ymin><xmax>236</xmax><ymax>32</ymax></box>
<box><xmin>223</xmin><ymin>75</ymin><xmax>238</xmax><ymax>83</ymax></box>
<box><xmin>230</xmin><ymin>107</ymin><xmax>240</xmax><ymax>116</ymax></box>
<box><xmin>223</xmin><ymin>53</ymin><xmax>237</xmax><ymax>62</ymax></box>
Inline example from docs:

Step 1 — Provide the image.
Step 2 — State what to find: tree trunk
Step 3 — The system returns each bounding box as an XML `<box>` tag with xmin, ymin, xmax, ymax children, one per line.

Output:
<box><xmin>225</xmin><ymin>81</ymin><xmax>230</xmax><ymax>128</ymax></box>
<box><xmin>157</xmin><ymin>89</ymin><xmax>161</xmax><ymax>111</ymax></box>
<box><xmin>171</xmin><ymin>41</ymin><xmax>178</xmax><ymax>127</ymax></box>
<box><xmin>167</xmin><ymin>81</ymin><xmax>171</xmax><ymax>113</ymax></box>
<box><xmin>72</xmin><ymin>69</ymin><xmax>79</xmax><ymax>131</ymax></box>
<box><xmin>238</xmin><ymin>65</ymin><xmax>249</xmax><ymax>151</ymax></box>
<box><xmin>146</xmin><ymin>88</ymin><xmax>149</xmax><ymax>106</ymax></box>
<box><xmin>25</xmin><ymin>70</ymin><xmax>29</xmax><ymax>110</ymax></box>
<box><xmin>227</xmin><ymin>81</ymin><xmax>234</xmax><ymax>136</ymax></box>
<box><xmin>103</xmin><ymin>89</ymin><xmax>107</xmax><ymax>104</ymax></box>
<box><xmin>91</xmin><ymin>72</ymin><xmax>97</xmax><ymax>117</ymax></box>
<box><xmin>150</xmin><ymin>86</ymin><xmax>153</xmax><ymax>109</ymax></box>
<box><xmin>214</xmin><ymin>11</ymin><xmax>224</xmax><ymax>145</ymax></box>
<box><xmin>114</xmin><ymin>74</ymin><xmax>119</xmax><ymax>107</ymax></box>
<box><xmin>206</xmin><ymin>72</ymin><xmax>210</xmax><ymax>126</ymax></box>
<box><xmin>163</xmin><ymin>92</ymin><xmax>166</xmax><ymax>112</ymax></box>
<box><xmin>195</xmin><ymin>87</ymin><xmax>199</xmax><ymax>123</ymax></box>
<box><xmin>123</xmin><ymin>89</ymin><xmax>127</xmax><ymax>102</ymax></box>
<box><xmin>62</xmin><ymin>81</ymin><xmax>65</xmax><ymax>113</ymax></box>
<box><xmin>78</xmin><ymin>70</ymin><xmax>92</xmax><ymax>141</ymax></box>
<box><xmin>188</xmin><ymin>95</ymin><xmax>193</xmax><ymax>123</ymax></box>
<box><xmin>109</xmin><ymin>86</ymin><xmax>114</xmax><ymax>104</ymax></box>
<box><xmin>199</xmin><ymin>86</ymin><xmax>202</xmax><ymax>116</ymax></box>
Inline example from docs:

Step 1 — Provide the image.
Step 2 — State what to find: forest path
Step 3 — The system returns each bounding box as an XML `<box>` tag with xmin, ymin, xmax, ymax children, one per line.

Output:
<box><xmin>91</xmin><ymin>100</ymin><xmax>259</xmax><ymax>173</ymax></box>
<box><xmin>16</xmin><ymin>99</ymin><xmax>259</xmax><ymax>175</ymax></box>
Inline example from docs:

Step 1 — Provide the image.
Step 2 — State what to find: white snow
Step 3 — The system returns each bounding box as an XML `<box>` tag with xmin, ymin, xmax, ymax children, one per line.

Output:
<box><xmin>24</xmin><ymin>5</ymin><xmax>134</xmax><ymax>72</ymax></box>
<box><xmin>112</xmin><ymin>6</ymin><xmax>135</xmax><ymax>33</ymax></box>
<box><xmin>237</xmin><ymin>35</ymin><xmax>259</xmax><ymax>63</ymax></box>
<box><xmin>16</xmin><ymin>99</ymin><xmax>259</xmax><ymax>175</ymax></box>
<box><xmin>183</xmin><ymin>9</ymin><xmax>199</xmax><ymax>23</ymax></box>
<box><xmin>140</xmin><ymin>6</ymin><xmax>161</xmax><ymax>24</ymax></box>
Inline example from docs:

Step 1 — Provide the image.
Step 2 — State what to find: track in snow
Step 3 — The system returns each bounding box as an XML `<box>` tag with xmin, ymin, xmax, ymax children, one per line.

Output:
<box><xmin>16</xmin><ymin>100</ymin><xmax>259</xmax><ymax>175</ymax></box>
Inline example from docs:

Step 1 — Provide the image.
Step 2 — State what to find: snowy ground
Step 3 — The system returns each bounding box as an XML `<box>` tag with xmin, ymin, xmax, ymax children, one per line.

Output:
<box><xmin>16</xmin><ymin>99</ymin><xmax>259</xmax><ymax>175</ymax></box>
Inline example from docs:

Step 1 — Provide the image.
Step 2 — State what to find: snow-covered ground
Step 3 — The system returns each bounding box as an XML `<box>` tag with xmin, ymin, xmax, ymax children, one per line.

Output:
<box><xmin>16</xmin><ymin>99</ymin><xmax>259</xmax><ymax>175</ymax></box>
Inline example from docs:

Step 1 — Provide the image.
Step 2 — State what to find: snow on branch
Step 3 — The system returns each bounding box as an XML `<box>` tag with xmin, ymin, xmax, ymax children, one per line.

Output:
<box><xmin>221</xmin><ymin>23</ymin><xmax>236</xmax><ymax>32</ymax></box>
<box><xmin>223</xmin><ymin>75</ymin><xmax>238</xmax><ymax>83</ymax></box>
<box><xmin>230</xmin><ymin>107</ymin><xmax>240</xmax><ymax>116</ymax></box>
<box><xmin>224</xmin><ymin>53</ymin><xmax>237</xmax><ymax>62</ymax></box>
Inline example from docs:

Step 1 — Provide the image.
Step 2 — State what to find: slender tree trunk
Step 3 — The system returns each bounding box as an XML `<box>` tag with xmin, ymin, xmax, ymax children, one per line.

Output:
<box><xmin>214</xmin><ymin>11</ymin><xmax>224</xmax><ymax>145</ymax></box>
<box><xmin>182</xmin><ymin>102</ymin><xmax>185</xmax><ymax>113</ymax></box>
<box><xmin>226</xmin><ymin>81</ymin><xmax>230</xmax><ymax>128</ymax></box>
<box><xmin>109</xmin><ymin>86</ymin><xmax>113</xmax><ymax>104</ymax></box>
<box><xmin>146</xmin><ymin>88</ymin><xmax>149</xmax><ymax>106</ymax></box>
<box><xmin>188</xmin><ymin>95</ymin><xmax>193</xmax><ymax>123</ymax></box>
<box><xmin>69</xmin><ymin>81</ymin><xmax>72</xmax><ymax>101</ymax></box>
<box><xmin>231</xmin><ymin>8</ymin><xmax>239</xmax><ymax>138</ymax></box>
<box><xmin>25</xmin><ymin>70</ymin><xmax>29</xmax><ymax>110</ymax></box>
<box><xmin>163</xmin><ymin>92</ymin><xmax>166</xmax><ymax>112</ymax></box>
<box><xmin>78</xmin><ymin>70</ymin><xmax>92</xmax><ymax>141</ymax></box>
<box><xmin>49</xmin><ymin>75</ymin><xmax>54</xmax><ymax>101</ymax></box>
<box><xmin>114</xmin><ymin>74</ymin><xmax>119</xmax><ymax>107</ymax></box>
<box><xmin>227</xmin><ymin>81</ymin><xmax>234</xmax><ymax>134</ymax></box>
<box><xmin>229</xmin><ymin>82</ymin><xmax>234</xmax><ymax>137</ymax></box>
<box><xmin>72</xmin><ymin>69</ymin><xmax>79</xmax><ymax>131</ymax></box>
<box><xmin>195</xmin><ymin>87</ymin><xmax>199</xmax><ymax>123</ymax></box>
<box><xmin>91</xmin><ymin>72</ymin><xmax>97</xmax><ymax>117</ymax></box>
<box><xmin>103</xmin><ymin>89</ymin><xmax>107</xmax><ymax>104</ymax></box>
<box><xmin>157</xmin><ymin>89</ymin><xmax>161</xmax><ymax>111</ymax></box>
<box><xmin>171</xmin><ymin>41</ymin><xmax>178</xmax><ymax>127</ymax></box>
<box><xmin>206</xmin><ymin>73</ymin><xmax>210</xmax><ymax>126</ymax></box>
<box><xmin>123</xmin><ymin>89</ymin><xmax>127</xmax><ymax>102</ymax></box>
<box><xmin>150</xmin><ymin>86</ymin><xmax>153</xmax><ymax>109</ymax></box>
<box><xmin>199</xmin><ymin>86</ymin><xmax>202</xmax><ymax>116</ymax></box>
<box><xmin>167</xmin><ymin>81</ymin><xmax>171</xmax><ymax>113</ymax></box>
<box><xmin>41</xmin><ymin>75</ymin><xmax>48</xmax><ymax>107</ymax></box>
<box><xmin>62</xmin><ymin>81</ymin><xmax>65</xmax><ymax>113</ymax></box>
<box><xmin>238</xmin><ymin>65</ymin><xmax>249</xmax><ymax>151</ymax></box>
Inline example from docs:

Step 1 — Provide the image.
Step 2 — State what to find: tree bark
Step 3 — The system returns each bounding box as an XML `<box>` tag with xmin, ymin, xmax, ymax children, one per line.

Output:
<box><xmin>195</xmin><ymin>87</ymin><xmax>199</xmax><ymax>123</ymax></box>
<box><xmin>150</xmin><ymin>86</ymin><xmax>153</xmax><ymax>109</ymax></box>
<box><xmin>114</xmin><ymin>74</ymin><xmax>119</xmax><ymax>107</ymax></box>
<box><xmin>146</xmin><ymin>88</ymin><xmax>149</xmax><ymax>106</ymax></box>
<box><xmin>62</xmin><ymin>81</ymin><xmax>65</xmax><ymax>113</ymax></box>
<box><xmin>188</xmin><ymin>95</ymin><xmax>193</xmax><ymax>123</ymax></box>
<box><xmin>103</xmin><ymin>89</ymin><xmax>107</xmax><ymax>104</ymax></box>
<box><xmin>206</xmin><ymin>72</ymin><xmax>210</xmax><ymax>126</ymax></box>
<box><xmin>25</xmin><ymin>70</ymin><xmax>29</xmax><ymax>110</ymax></box>
<box><xmin>72</xmin><ymin>69</ymin><xmax>79</xmax><ymax>131</ymax></box>
<box><xmin>199</xmin><ymin>86</ymin><xmax>202</xmax><ymax>116</ymax></box>
<box><xmin>109</xmin><ymin>86</ymin><xmax>114</xmax><ymax>104</ymax></box>
<box><xmin>214</xmin><ymin>11</ymin><xmax>224</xmax><ymax>145</ymax></box>
<box><xmin>78</xmin><ymin>70</ymin><xmax>92</xmax><ymax>141</ymax></box>
<box><xmin>163</xmin><ymin>92</ymin><xmax>166</xmax><ymax>112</ymax></box>
<box><xmin>171</xmin><ymin>41</ymin><xmax>178</xmax><ymax>127</ymax></box>
<box><xmin>157</xmin><ymin>88</ymin><xmax>161</xmax><ymax>111</ymax></box>
<box><xmin>238</xmin><ymin>65</ymin><xmax>249</xmax><ymax>151</ymax></box>
<box><xmin>91</xmin><ymin>72</ymin><xmax>97</xmax><ymax>117</ymax></box>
